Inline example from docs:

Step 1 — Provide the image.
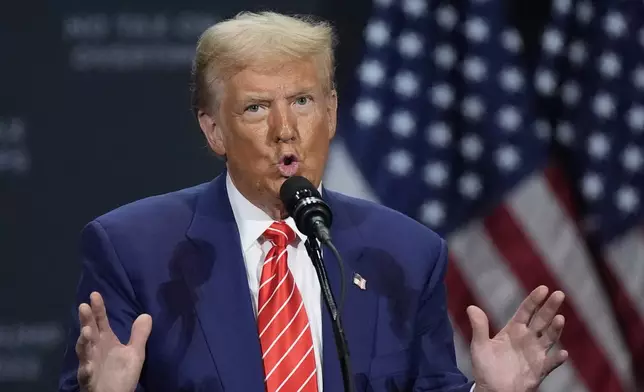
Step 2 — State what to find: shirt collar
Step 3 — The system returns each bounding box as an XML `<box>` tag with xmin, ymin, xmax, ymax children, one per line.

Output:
<box><xmin>226</xmin><ymin>173</ymin><xmax>322</xmax><ymax>252</ymax></box>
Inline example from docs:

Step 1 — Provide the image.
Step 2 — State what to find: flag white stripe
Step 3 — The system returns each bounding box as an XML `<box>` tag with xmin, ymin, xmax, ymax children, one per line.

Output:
<box><xmin>448</xmin><ymin>222</ymin><xmax>586</xmax><ymax>392</ymax></box>
<box><xmin>323</xmin><ymin>139</ymin><xmax>380</xmax><ymax>202</ymax></box>
<box><xmin>605</xmin><ymin>229</ymin><xmax>644</xmax><ymax>320</ymax></box>
<box><xmin>449</xmin><ymin>317</ymin><xmax>473</xmax><ymax>380</ymax></box>
<box><xmin>448</xmin><ymin>222</ymin><xmax>526</xmax><ymax>324</ymax></box>
<box><xmin>508</xmin><ymin>174</ymin><xmax>635</xmax><ymax>388</ymax></box>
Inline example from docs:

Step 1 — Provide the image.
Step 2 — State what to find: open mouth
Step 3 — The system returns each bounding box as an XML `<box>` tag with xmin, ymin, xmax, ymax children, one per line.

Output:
<box><xmin>277</xmin><ymin>154</ymin><xmax>300</xmax><ymax>177</ymax></box>
<box><xmin>282</xmin><ymin>155</ymin><xmax>296</xmax><ymax>165</ymax></box>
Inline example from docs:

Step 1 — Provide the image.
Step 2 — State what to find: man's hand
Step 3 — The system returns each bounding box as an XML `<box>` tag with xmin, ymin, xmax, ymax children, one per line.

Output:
<box><xmin>76</xmin><ymin>292</ymin><xmax>152</xmax><ymax>392</ymax></box>
<box><xmin>468</xmin><ymin>285</ymin><xmax>568</xmax><ymax>392</ymax></box>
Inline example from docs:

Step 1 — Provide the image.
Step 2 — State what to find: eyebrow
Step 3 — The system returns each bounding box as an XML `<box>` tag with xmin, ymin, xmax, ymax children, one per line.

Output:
<box><xmin>285</xmin><ymin>88</ymin><xmax>316</xmax><ymax>99</ymax></box>
<box><xmin>240</xmin><ymin>95</ymin><xmax>272</xmax><ymax>105</ymax></box>
<box><xmin>239</xmin><ymin>87</ymin><xmax>317</xmax><ymax>103</ymax></box>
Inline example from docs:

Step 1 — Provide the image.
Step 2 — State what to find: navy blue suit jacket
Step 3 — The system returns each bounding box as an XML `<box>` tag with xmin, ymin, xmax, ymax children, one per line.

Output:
<box><xmin>58</xmin><ymin>172</ymin><xmax>473</xmax><ymax>391</ymax></box>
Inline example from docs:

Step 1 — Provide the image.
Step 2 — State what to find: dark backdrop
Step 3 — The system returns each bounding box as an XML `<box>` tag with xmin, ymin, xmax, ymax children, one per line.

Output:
<box><xmin>0</xmin><ymin>0</ymin><xmax>549</xmax><ymax>390</ymax></box>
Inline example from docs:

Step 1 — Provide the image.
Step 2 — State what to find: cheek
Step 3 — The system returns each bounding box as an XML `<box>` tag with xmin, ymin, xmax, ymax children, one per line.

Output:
<box><xmin>299</xmin><ymin>110</ymin><xmax>329</xmax><ymax>141</ymax></box>
<box><xmin>301</xmin><ymin>129</ymin><xmax>331</xmax><ymax>169</ymax></box>
<box><xmin>227</xmin><ymin>121</ymin><xmax>269</xmax><ymax>150</ymax></box>
<box><xmin>294</xmin><ymin>115</ymin><xmax>314</xmax><ymax>136</ymax></box>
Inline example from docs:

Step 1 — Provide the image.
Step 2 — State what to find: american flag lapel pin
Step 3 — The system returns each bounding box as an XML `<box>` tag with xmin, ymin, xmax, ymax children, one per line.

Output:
<box><xmin>353</xmin><ymin>273</ymin><xmax>367</xmax><ymax>290</ymax></box>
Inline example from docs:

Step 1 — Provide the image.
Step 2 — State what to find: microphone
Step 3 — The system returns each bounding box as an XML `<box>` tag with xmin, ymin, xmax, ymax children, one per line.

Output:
<box><xmin>280</xmin><ymin>176</ymin><xmax>355</xmax><ymax>392</ymax></box>
<box><xmin>279</xmin><ymin>176</ymin><xmax>333</xmax><ymax>244</ymax></box>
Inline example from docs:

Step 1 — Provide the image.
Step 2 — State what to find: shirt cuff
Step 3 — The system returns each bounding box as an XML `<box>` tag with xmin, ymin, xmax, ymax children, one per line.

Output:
<box><xmin>470</xmin><ymin>383</ymin><xmax>476</xmax><ymax>392</ymax></box>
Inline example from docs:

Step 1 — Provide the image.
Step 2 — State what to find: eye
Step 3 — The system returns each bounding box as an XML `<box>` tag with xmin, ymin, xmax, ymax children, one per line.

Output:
<box><xmin>245</xmin><ymin>104</ymin><xmax>261</xmax><ymax>112</ymax></box>
<box><xmin>295</xmin><ymin>96</ymin><xmax>310</xmax><ymax>105</ymax></box>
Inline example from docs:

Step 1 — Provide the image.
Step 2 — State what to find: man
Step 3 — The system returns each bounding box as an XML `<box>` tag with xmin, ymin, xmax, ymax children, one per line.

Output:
<box><xmin>58</xmin><ymin>11</ymin><xmax>568</xmax><ymax>392</ymax></box>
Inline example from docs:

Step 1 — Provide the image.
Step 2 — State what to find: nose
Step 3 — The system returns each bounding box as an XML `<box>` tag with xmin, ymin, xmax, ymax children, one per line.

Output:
<box><xmin>269</xmin><ymin>100</ymin><xmax>297</xmax><ymax>143</ymax></box>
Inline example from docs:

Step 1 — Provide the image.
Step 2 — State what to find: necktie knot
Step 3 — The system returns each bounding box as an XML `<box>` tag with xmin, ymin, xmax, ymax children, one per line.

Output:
<box><xmin>263</xmin><ymin>221</ymin><xmax>296</xmax><ymax>248</ymax></box>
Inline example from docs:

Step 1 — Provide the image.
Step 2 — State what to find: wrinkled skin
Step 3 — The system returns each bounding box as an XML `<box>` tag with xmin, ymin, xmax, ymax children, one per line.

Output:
<box><xmin>198</xmin><ymin>57</ymin><xmax>338</xmax><ymax>220</ymax></box>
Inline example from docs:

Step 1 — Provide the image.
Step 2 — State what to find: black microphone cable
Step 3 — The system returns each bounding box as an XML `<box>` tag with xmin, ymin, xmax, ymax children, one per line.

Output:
<box><xmin>320</xmin><ymin>236</ymin><xmax>346</xmax><ymax>317</ymax></box>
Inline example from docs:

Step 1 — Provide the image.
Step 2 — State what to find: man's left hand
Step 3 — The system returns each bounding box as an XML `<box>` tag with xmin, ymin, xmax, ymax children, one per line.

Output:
<box><xmin>468</xmin><ymin>285</ymin><xmax>568</xmax><ymax>392</ymax></box>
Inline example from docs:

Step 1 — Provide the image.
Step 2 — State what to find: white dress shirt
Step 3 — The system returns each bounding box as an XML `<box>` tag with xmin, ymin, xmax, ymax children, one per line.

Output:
<box><xmin>226</xmin><ymin>174</ymin><xmax>324</xmax><ymax>391</ymax></box>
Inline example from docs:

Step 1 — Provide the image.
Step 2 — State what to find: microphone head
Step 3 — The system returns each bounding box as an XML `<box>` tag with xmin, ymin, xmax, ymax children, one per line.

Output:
<box><xmin>279</xmin><ymin>176</ymin><xmax>332</xmax><ymax>238</ymax></box>
<box><xmin>280</xmin><ymin>175</ymin><xmax>321</xmax><ymax>203</ymax></box>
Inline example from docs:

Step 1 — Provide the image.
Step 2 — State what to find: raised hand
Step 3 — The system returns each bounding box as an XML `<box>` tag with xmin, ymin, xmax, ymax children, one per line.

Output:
<box><xmin>468</xmin><ymin>286</ymin><xmax>568</xmax><ymax>392</ymax></box>
<box><xmin>76</xmin><ymin>292</ymin><xmax>152</xmax><ymax>392</ymax></box>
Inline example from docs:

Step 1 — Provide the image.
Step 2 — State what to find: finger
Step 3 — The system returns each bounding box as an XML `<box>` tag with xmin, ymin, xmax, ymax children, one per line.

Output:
<box><xmin>128</xmin><ymin>314</ymin><xmax>153</xmax><ymax>354</ymax></box>
<box><xmin>543</xmin><ymin>349</ymin><xmax>568</xmax><ymax>376</ymax></box>
<box><xmin>75</xmin><ymin>325</ymin><xmax>94</xmax><ymax>362</ymax></box>
<box><xmin>466</xmin><ymin>306</ymin><xmax>490</xmax><ymax>345</ymax></box>
<box><xmin>77</xmin><ymin>362</ymin><xmax>93</xmax><ymax>387</ymax></box>
<box><xmin>539</xmin><ymin>314</ymin><xmax>565</xmax><ymax>349</ymax></box>
<box><xmin>510</xmin><ymin>285</ymin><xmax>549</xmax><ymax>325</ymax></box>
<box><xmin>77</xmin><ymin>303</ymin><xmax>98</xmax><ymax>361</ymax></box>
<box><xmin>529</xmin><ymin>291</ymin><xmax>565</xmax><ymax>333</ymax></box>
<box><xmin>90</xmin><ymin>292</ymin><xmax>111</xmax><ymax>333</ymax></box>
<box><xmin>78</xmin><ymin>303</ymin><xmax>98</xmax><ymax>333</ymax></box>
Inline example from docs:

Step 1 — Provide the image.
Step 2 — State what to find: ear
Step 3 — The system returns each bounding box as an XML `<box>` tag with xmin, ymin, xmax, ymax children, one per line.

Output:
<box><xmin>198</xmin><ymin>109</ymin><xmax>226</xmax><ymax>156</ymax></box>
<box><xmin>326</xmin><ymin>89</ymin><xmax>338</xmax><ymax>140</ymax></box>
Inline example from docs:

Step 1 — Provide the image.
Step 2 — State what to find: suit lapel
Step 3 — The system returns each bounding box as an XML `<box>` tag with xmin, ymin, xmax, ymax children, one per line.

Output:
<box><xmin>183</xmin><ymin>173</ymin><xmax>265</xmax><ymax>391</ymax></box>
<box><xmin>321</xmin><ymin>190</ymin><xmax>379</xmax><ymax>391</ymax></box>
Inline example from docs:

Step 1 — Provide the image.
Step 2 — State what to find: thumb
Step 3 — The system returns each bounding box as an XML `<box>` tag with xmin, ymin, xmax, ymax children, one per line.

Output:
<box><xmin>128</xmin><ymin>314</ymin><xmax>152</xmax><ymax>352</ymax></box>
<box><xmin>467</xmin><ymin>305</ymin><xmax>490</xmax><ymax>345</ymax></box>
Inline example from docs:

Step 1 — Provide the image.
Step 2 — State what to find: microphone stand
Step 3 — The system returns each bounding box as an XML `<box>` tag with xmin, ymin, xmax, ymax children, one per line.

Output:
<box><xmin>304</xmin><ymin>238</ymin><xmax>355</xmax><ymax>392</ymax></box>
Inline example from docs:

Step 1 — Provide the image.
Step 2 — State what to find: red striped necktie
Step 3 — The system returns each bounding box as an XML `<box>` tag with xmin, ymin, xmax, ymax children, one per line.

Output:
<box><xmin>257</xmin><ymin>221</ymin><xmax>318</xmax><ymax>392</ymax></box>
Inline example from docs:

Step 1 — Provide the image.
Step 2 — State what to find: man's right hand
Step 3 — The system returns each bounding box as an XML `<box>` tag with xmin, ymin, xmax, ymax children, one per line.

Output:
<box><xmin>76</xmin><ymin>292</ymin><xmax>152</xmax><ymax>392</ymax></box>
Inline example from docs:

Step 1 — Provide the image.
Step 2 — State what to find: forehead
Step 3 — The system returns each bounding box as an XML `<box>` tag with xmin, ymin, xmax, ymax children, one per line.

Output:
<box><xmin>224</xmin><ymin>59</ymin><xmax>323</xmax><ymax>98</ymax></box>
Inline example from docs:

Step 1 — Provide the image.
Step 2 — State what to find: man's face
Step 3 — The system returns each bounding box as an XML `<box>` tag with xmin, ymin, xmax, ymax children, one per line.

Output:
<box><xmin>199</xmin><ymin>58</ymin><xmax>337</xmax><ymax>217</ymax></box>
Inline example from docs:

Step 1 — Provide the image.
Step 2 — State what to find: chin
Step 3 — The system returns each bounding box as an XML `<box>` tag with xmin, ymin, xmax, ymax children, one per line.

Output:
<box><xmin>266</xmin><ymin>199</ymin><xmax>288</xmax><ymax>220</ymax></box>
<box><xmin>301</xmin><ymin>173</ymin><xmax>321</xmax><ymax>188</ymax></box>
<box><xmin>273</xmin><ymin>176</ymin><xmax>289</xmax><ymax>187</ymax></box>
<box><xmin>265</xmin><ymin>178</ymin><xmax>285</xmax><ymax>196</ymax></box>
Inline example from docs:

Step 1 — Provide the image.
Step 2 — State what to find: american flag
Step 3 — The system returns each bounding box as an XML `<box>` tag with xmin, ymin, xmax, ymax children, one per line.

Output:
<box><xmin>323</xmin><ymin>0</ymin><xmax>643</xmax><ymax>391</ymax></box>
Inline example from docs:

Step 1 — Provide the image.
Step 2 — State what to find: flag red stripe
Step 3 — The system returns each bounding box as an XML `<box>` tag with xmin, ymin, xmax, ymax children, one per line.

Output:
<box><xmin>483</xmin><ymin>205</ymin><xmax>625</xmax><ymax>392</ymax></box>
<box><xmin>596</xmin><ymin>256</ymin><xmax>644</xmax><ymax>386</ymax></box>
<box><xmin>543</xmin><ymin>164</ymin><xmax>580</xmax><ymax>219</ymax></box>
<box><xmin>545</xmin><ymin>165</ymin><xmax>644</xmax><ymax>386</ymax></box>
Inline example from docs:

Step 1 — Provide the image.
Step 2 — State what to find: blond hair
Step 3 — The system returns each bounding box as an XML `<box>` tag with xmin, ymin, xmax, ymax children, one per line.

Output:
<box><xmin>190</xmin><ymin>11</ymin><xmax>337</xmax><ymax>116</ymax></box>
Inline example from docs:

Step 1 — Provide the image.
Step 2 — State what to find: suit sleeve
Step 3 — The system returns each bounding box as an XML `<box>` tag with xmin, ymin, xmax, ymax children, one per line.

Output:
<box><xmin>58</xmin><ymin>220</ymin><xmax>146</xmax><ymax>392</ymax></box>
<box><xmin>411</xmin><ymin>238</ymin><xmax>474</xmax><ymax>392</ymax></box>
